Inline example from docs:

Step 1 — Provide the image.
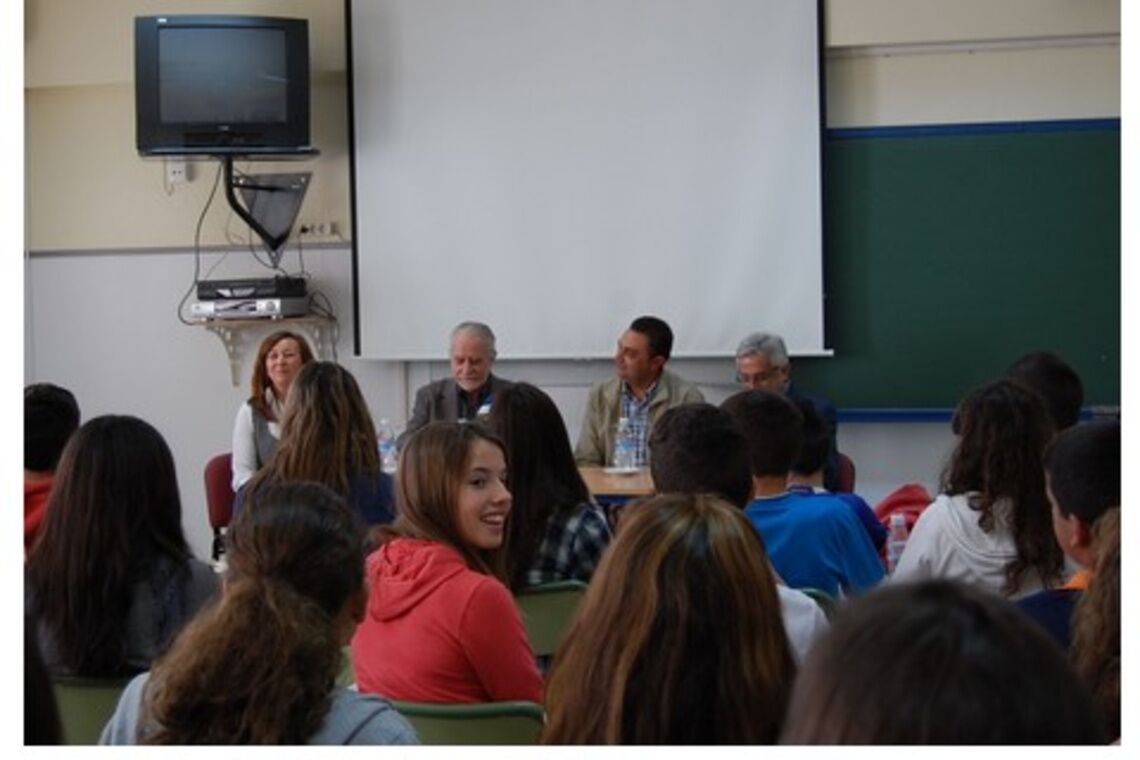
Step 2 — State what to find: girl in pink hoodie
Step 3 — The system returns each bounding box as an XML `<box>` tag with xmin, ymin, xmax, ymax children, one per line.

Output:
<box><xmin>351</xmin><ymin>422</ymin><xmax>542</xmax><ymax>703</ymax></box>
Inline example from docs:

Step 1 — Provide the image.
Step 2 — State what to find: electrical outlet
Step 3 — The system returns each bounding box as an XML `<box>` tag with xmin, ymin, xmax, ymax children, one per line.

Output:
<box><xmin>165</xmin><ymin>158</ymin><xmax>190</xmax><ymax>184</ymax></box>
<box><xmin>299</xmin><ymin>221</ymin><xmax>336</xmax><ymax>238</ymax></box>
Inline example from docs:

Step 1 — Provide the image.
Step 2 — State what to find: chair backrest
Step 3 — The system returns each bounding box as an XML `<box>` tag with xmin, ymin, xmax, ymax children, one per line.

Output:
<box><xmin>797</xmin><ymin>586</ymin><xmax>839</xmax><ymax>620</ymax></box>
<box><xmin>203</xmin><ymin>453</ymin><xmax>235</xmax><ymax>531</ymax></box>
<box><xmin>515</xmin><ymin>580</ymin><xmax>588</xmax><ymax>658</ymax></box>
<box><xmin>836</xmin><ymin>452</ymin><xmax>856</xmax><ymax>493</ymax></box>
<box><xmin>390</xmin><ymin>700</ymin><xmax>545</xmax><ymax>745</ymax></box>
<box><xmin>51</xmin><ymin>675</ymin><xmax>132</xmax><ymax>745</ymax></box>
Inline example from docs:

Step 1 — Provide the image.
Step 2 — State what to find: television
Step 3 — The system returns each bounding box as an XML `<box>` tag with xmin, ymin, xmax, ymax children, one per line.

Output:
<box><xmin>134</xmin><ymin>15</ymin><xmax>313</xmax><ymax>156</ymax></box>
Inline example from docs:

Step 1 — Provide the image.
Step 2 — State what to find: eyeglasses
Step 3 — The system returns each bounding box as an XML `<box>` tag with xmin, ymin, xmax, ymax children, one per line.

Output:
<box><xmin>736</xmin><ymin>369</ymin><xmax>782</xmax><ymax>387</ymax></box>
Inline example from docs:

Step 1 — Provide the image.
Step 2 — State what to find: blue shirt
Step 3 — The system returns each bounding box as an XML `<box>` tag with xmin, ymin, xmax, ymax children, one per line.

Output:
<box><xmin>619</xmin><ymin>380</ymin><xmax>659</xmax><ymax>467</ymax></box>
<box><xmin>745</xmin><ymin>490</ymin><xmax>885</xmax><ymax>597</ymax></box>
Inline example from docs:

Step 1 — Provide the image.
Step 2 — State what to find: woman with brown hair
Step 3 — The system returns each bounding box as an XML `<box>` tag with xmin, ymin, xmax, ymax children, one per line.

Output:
<box><xmin>100</xmin><ymin>482</ymin><xmax>417</xmax><ymax>745</ymax></box>
<box><xmin>231</xmin><ymin>330</ymin><xmax>314</xmax><ymax>490</ymax></box>
<box><xmin>542</xmin><ymin>493</ymin><xmax>796</xmax><ymax>744</ymax></box>
<box><xmin>780</xmin><ymin>580</ymin><xmax>1104</xmax><ymax>744</ymax></box>
<box><xmin>1071</xmin><ymin>506</ymin><xmax>1120</xmax><ymax>741</ymax></box>
<box><xmin>891</xmin><ymin>379</ymin><xmax>1063</xmax><ymax>598</ymax></box>
<box><xmin>350</xmin><ymin>422</ymin><xmax>542</xmax><ymax>703</ymax></box>
<box><xmin>26</xmin><ymin>415</ymin><xmax>217</xmax><ymax>676</ymax></box>
<box><xmin>484</xmin><ymin>382</ymin><xmax>611</xmax><ymax>590</ymax></box>
<box><xmin>238</xmin><ymin>362</ymin><xmax>394</xmax><ymax>526</ymax></box>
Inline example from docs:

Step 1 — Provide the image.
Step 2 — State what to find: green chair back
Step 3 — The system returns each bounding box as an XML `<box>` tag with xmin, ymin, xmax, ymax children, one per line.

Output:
<box><xmin>337</xmin><ymin>646</ymin><xmax>356</xmax><ymax>688</ymax></box>
<box><xmin>51</xmin><ymin>675</ymin><xmax>132</xmax><ymax>745</ymax></box>
<box><xmin>797</xmin><ymin>586</ymin><xmax>839</xmax><ymax>620</ymax></box>
<box><xmin>514</xmin><ymin>580</ymin><xmax>587</xmax><ymax>657</ymax></box>
<box><xmin>391</xmin><ymin>700</ymin><xmax>544</xmax><ymax>745</ymax></box>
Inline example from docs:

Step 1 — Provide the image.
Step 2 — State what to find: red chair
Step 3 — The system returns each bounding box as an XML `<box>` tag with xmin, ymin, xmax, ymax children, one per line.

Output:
<box><xmin>836</xmin><ymin>452</ymin><xmax>856</xmax><ymax>493</ymax></box>
<box><xmin>203</xmin><ymin>453</ymin><xmax>235</xmax><ymax>561</ymax></box>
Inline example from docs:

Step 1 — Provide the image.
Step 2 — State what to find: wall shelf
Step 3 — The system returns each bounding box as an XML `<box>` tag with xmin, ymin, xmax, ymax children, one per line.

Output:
<box><xmin>196</xmin><ymin>314</ymin><xmax>337</xmax><ymax>386</ymax></box>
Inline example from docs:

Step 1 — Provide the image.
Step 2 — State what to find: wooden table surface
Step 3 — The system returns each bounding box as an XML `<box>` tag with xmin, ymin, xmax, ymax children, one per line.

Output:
<box><xmin>578</xmin><ymin>466</ymin><xmax>655</xmax><ymax>498</ymax></box>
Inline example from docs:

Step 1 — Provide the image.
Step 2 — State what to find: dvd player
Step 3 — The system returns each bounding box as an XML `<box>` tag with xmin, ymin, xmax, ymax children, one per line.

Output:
<box><xmin>190</xmin><ymin>297</ymin><xmax>309</xmax><ymax>320</ymax></box>
<box><xmin>197</xmin><ymin>276</ymin><xmax>307</xmax><ymax>300</ymax></box>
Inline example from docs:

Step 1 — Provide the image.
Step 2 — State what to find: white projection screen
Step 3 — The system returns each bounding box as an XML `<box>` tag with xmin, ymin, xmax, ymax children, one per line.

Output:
<box><xmin>349</xmin><ymin>0</ymin><xmax>825</xmax><ymax>360</ymax></box>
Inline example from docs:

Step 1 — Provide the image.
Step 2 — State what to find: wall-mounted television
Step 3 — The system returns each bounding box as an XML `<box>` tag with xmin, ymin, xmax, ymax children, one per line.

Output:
<box><xmin>134</xmin><ymin>15</ymin><xmax>313</xmax><ymax>156</ymax></box>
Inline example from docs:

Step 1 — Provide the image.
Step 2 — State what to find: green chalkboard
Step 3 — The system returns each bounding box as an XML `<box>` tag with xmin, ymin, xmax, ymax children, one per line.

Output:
<box><xmin>792</xmin><ymin>125</ymin><xmax>1120</xmax><ymax>410</ymax></box>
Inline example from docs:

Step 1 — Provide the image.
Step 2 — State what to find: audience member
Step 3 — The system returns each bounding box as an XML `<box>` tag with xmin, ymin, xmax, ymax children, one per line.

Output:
<box><xmin>721</xmin><ymin>390</ymin><xmax>883</xmax><ymax>596</ymax></box>
<box><xmin>1006</xmin><ymin>349</ymin><xmax>1084</xmax><ymax>431</ymax></box>
<box><xmin>24</xmin><ymin>383</ymin><xmax>80</xmax><ymax>555</ymax></box>
<box><xmin>26</xmin><ymin>415</ymin><xmax>218</xmax><ymax>676</ymax></box>
<box><xmin>735</xmin><ymin>332</ymin><xmax>839</xmax><ymax>490</ymax></box>
<box><xmin>100</xmin><ymin>482</ymin><xmax>417</xmax><ymax>745</ymax></box>
<box><xmin>647</xmin><ymin>403</ymin><xmax>828</xmax><ymax>661</ymax></box>
<box><xmin>238</xmin><ymin>362</ymin><xmax>395</xmax><ymax>526</ymax></box>
<box><xmin>1016</xmin><ymin>420</ymin><xmax>1119</xmax><ymax>648</ymax></box>
<box><xmin>575</xmin><ymin>315</ymin><xmax>704</xmax><ymax>467</ymax></box>
<box><xmin>788</xmin><ymin>398</ymin><xmax>886</xmax><ymax>555</ymax></box>
<box><xmin>543</xmin><ymin>494</ymin><xmax>796</xmax><ymax>744</ymax></box>
<box><xmin>25</xmin><ymin>615</ymin><xmax>61</xmax><ymax>745</ymax></box>
<box><xmin>1071</xmin><ymin>507</ymin><xmax>1120</xmax><ymax>742</ymax></box>
<box><xmin>780</xmin><ymin>580</ymin><xmax>1104</xmax><ymax>744</ymax></box>
<box><xmin>231</xmin><ymin>331</ymin><xmax>314</xmax><ymax>490</ymax></box>
<box><xmin>351</xmin><ymin>422</ymin><xmax>542</xmax><ymax>703</ymax></box>
<box><xmin>398</xmin><ymin>321</ymin><xmax>513</xmax><ymax>447</ymax></box>
<box><xmin>485</xmin><ymin>383</ymin><xmax>610</xmax><ymax>590</ymax></box>
<box><xmin>891</xmin><ymin>379</ymin><xmax>1063</xmax><ymax>599</ymax></box>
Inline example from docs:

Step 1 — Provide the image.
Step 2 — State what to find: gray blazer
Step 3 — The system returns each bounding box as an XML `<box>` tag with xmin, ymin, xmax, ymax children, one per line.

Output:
<box><xmin>397</xmin><ymin>374</ymin><xmax>514</xmax><ymax>448</ymax></box>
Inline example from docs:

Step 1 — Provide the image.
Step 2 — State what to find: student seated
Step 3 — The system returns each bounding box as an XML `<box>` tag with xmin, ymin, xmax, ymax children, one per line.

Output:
<box><xmin>720</xmin><ymin>390</ymin><xmax>883</xmax><ymax>597</ymax></box>
<box><xmin>24</xmin><ymin>383</ymin><xmax>80</xmax><ymax>555</ymax></box>
<box><xmin>647</xmin><ymin>403</ymin><xmax>828</xmax><ymax>661</ymax></box>
<box><xmin>1070</xmin><ymin>507</ymin><xmax>1120</xmax><ymax>742</ymax></box>
<box><xmin>780</xmin><ymin>580</ymin><xmax>1104</xmax><ymax>744</ymax></box>
<box><xmin>100</xmin><ymin>482</ymin><xmax>417</xmax><ymax>745</ymax></box>
<box><xmin>26</xmin><ymin>416</ymin><xmax>218</xmax><ymax>676</ymax></box>
<box><xmin>485</xmin><ymin>383</ymin><xmax>611</xmax><ymax>590</ymax></box>
<box><xmin>237</xmin><ymin>362</ymin><xmax>394</xmax><ymax>526</ymax></box>
<box><xmin>1006</xmin><ymin>349</ymin><xmax>1084</xmax><ymax>431</ymax></box>
<box><xmin>351</xmin><ymin>422</ymin><xmax>542</xmax><ymax>703</ymax></box>
<box><xmin>787</xmin><ymin>398</ymin><xmax>886</xmax><ymax>556</ymax></box>
<box><xmin>891</xmin><ymin>379</ymin><xmax>1065</xmax><ymax>599</ymax></box>
<box><xmin>1016</xmin><ymin>420</ymin><xmax>1119</xmax><ymax>649</ymax></box>
<box><xmin>542</xmin><ymin>494</ymin><xmax>796</xmax><ymax>744</ymax></box>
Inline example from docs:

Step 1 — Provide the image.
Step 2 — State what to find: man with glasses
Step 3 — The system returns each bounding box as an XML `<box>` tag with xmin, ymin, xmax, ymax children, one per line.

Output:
<box><xmin>735</xmin><ymin>332</ymin><xmax>839</xmax><ymax>491</ymax></box>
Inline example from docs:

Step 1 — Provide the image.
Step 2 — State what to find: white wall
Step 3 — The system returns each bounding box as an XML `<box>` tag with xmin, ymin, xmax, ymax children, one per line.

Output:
<box><xmin>24</xmin><ymin>0</ymin><xmax>1118</xmax><ymax>560</ymax></box>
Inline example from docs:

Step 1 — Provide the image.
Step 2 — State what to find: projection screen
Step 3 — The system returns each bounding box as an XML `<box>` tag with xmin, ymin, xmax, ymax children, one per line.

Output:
<box><xmin>349</xmin><ymin>0</ymin><xmax>825</xmax><ymax>359</ymax></box>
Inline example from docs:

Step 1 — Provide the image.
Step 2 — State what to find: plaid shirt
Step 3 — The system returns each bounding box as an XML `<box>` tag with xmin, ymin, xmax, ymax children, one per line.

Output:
<box><xmin>619</xmin><ymin>380</ymin><xmax>659</xmax><ymax>467</ymax></box>
<box><xmin>524</xmin><ymin>501</ymin><xmax>612</xmax><ymax>587</ymax></box>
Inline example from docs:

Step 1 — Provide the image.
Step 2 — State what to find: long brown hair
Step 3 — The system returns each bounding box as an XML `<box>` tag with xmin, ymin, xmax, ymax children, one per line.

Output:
<box><xmin>141</xmin><ymin>482</ymin><xmax>366</xmax><ymax>744</ymax></box>
<box><xmin>247</xmin><ymin>362</ymin><xmax>379</xmax><ymax>498</ymax></box>
<box><xmin>542</xmin><ymin>494</ymin><xmax>795</xmax><ymax>744</ymax></box>
<box><xmin>248</xmin><ymin>331</ymin><xmax>314</xmax><ymax>421</ymax></box>
<box><xmin>941</xmin><ymin>379</ymin><xmax>1061</xmax><ymax>594</ymax></box>
<box><xmin>379</xmin><ymin>421</ymin><xmax>509</xmax><ymax>580</ymax></box>
<box><xmin>485</xmin><ymin>383</ymin><xmax>592</xmax><ymax>590</ymax></box>
<box><xmin>1071</xmin><ymin>507</ymin><xmax>1120</xmax><ymax>741</ymax></box>
<box><xmin>26</xmin><ymin>415</ymin><xmax>191</xmax><ymax>676</ymax></box>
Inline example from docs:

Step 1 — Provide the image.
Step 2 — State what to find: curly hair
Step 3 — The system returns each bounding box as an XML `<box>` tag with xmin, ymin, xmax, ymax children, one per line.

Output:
<box><xmin>247</xmin><ymin>362</ymin><xmax>380</xmax><ymax>498</ymax></box>
<box><xmin>1071</xmin><ymin>507</ymin><xmax>1120</xmax><ymax>741</ymax></box>
<box><xmin>140</xmin><ymin>482</ymin><xmax>366</xmax><ymax>744</ymax></box>
<box><xmin>543</xmin><ymin>494</ymin><xmax>795</xmax><ymax>744</ymax></box>
<box><xmin>940</xmin><ymin>379</ymin><xmax>1061</xmax><ymax>595</ymax></box>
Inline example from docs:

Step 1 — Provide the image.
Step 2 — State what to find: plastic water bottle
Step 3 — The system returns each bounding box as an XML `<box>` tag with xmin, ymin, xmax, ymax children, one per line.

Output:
<box><xmin>612</xmin><ymin>417</ymin><xmax>636</xmax><ymax>470</ymax></box>
<box><xmin>377</xmin><ymin>418</ymin><xmax>398</xmax><ymax>474</ymax></box>
<box><xmin>886</xmin><ymin>512</ymin><xmax>909</xmax><ymax>573</ymax></box>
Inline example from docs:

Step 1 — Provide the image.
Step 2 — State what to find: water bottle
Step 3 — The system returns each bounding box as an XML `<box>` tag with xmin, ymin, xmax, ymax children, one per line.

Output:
<box><xmin>886</xmin><ymin>512</ymin><xmax>909</xmax><ymax>573</ymax></box>
<box><xmin>377</xmin><ymin>418</ymin><xmax>398</xmax><ymax>474</ymax></box>
<box><xmin>612</xmin><ymin>417</ymin><xmax>636</xmax><ymax>470</ymax></box>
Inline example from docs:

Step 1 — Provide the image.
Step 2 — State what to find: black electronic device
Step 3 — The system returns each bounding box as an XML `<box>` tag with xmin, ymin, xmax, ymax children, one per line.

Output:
<box><xmin>134</xmin><ymin>15</ymin><xmax>313</xmax><ymax>156</ymax></box>
<box><xmin>196</xmin><ymin>276</ymin><xmax>307</xmax><ymax>301</ymax></box>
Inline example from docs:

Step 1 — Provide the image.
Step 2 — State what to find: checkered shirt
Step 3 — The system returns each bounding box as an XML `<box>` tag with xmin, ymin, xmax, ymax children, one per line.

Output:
<box><xmin>619</xmin><ymin>380</ymin><xmax>659</xmax><ymax>467</ymax></box>
<box><xmin>524</xmin><ymin>501</ymin><xmax>612</xmax><ymax>587</ymax></box>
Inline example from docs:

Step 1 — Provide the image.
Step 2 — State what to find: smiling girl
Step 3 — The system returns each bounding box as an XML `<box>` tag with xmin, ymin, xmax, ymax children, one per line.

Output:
<box><xmin>350</xmin><ymin>422</ymin><xmax>542</xmax><ymax>703</ymax></box>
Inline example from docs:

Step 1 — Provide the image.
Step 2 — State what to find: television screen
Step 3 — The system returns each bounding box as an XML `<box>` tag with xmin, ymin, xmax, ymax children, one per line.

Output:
<box><xmin>136</xmin><ymin>16</ymin><xmax>312</xmax><ymax>156</ymax></box>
